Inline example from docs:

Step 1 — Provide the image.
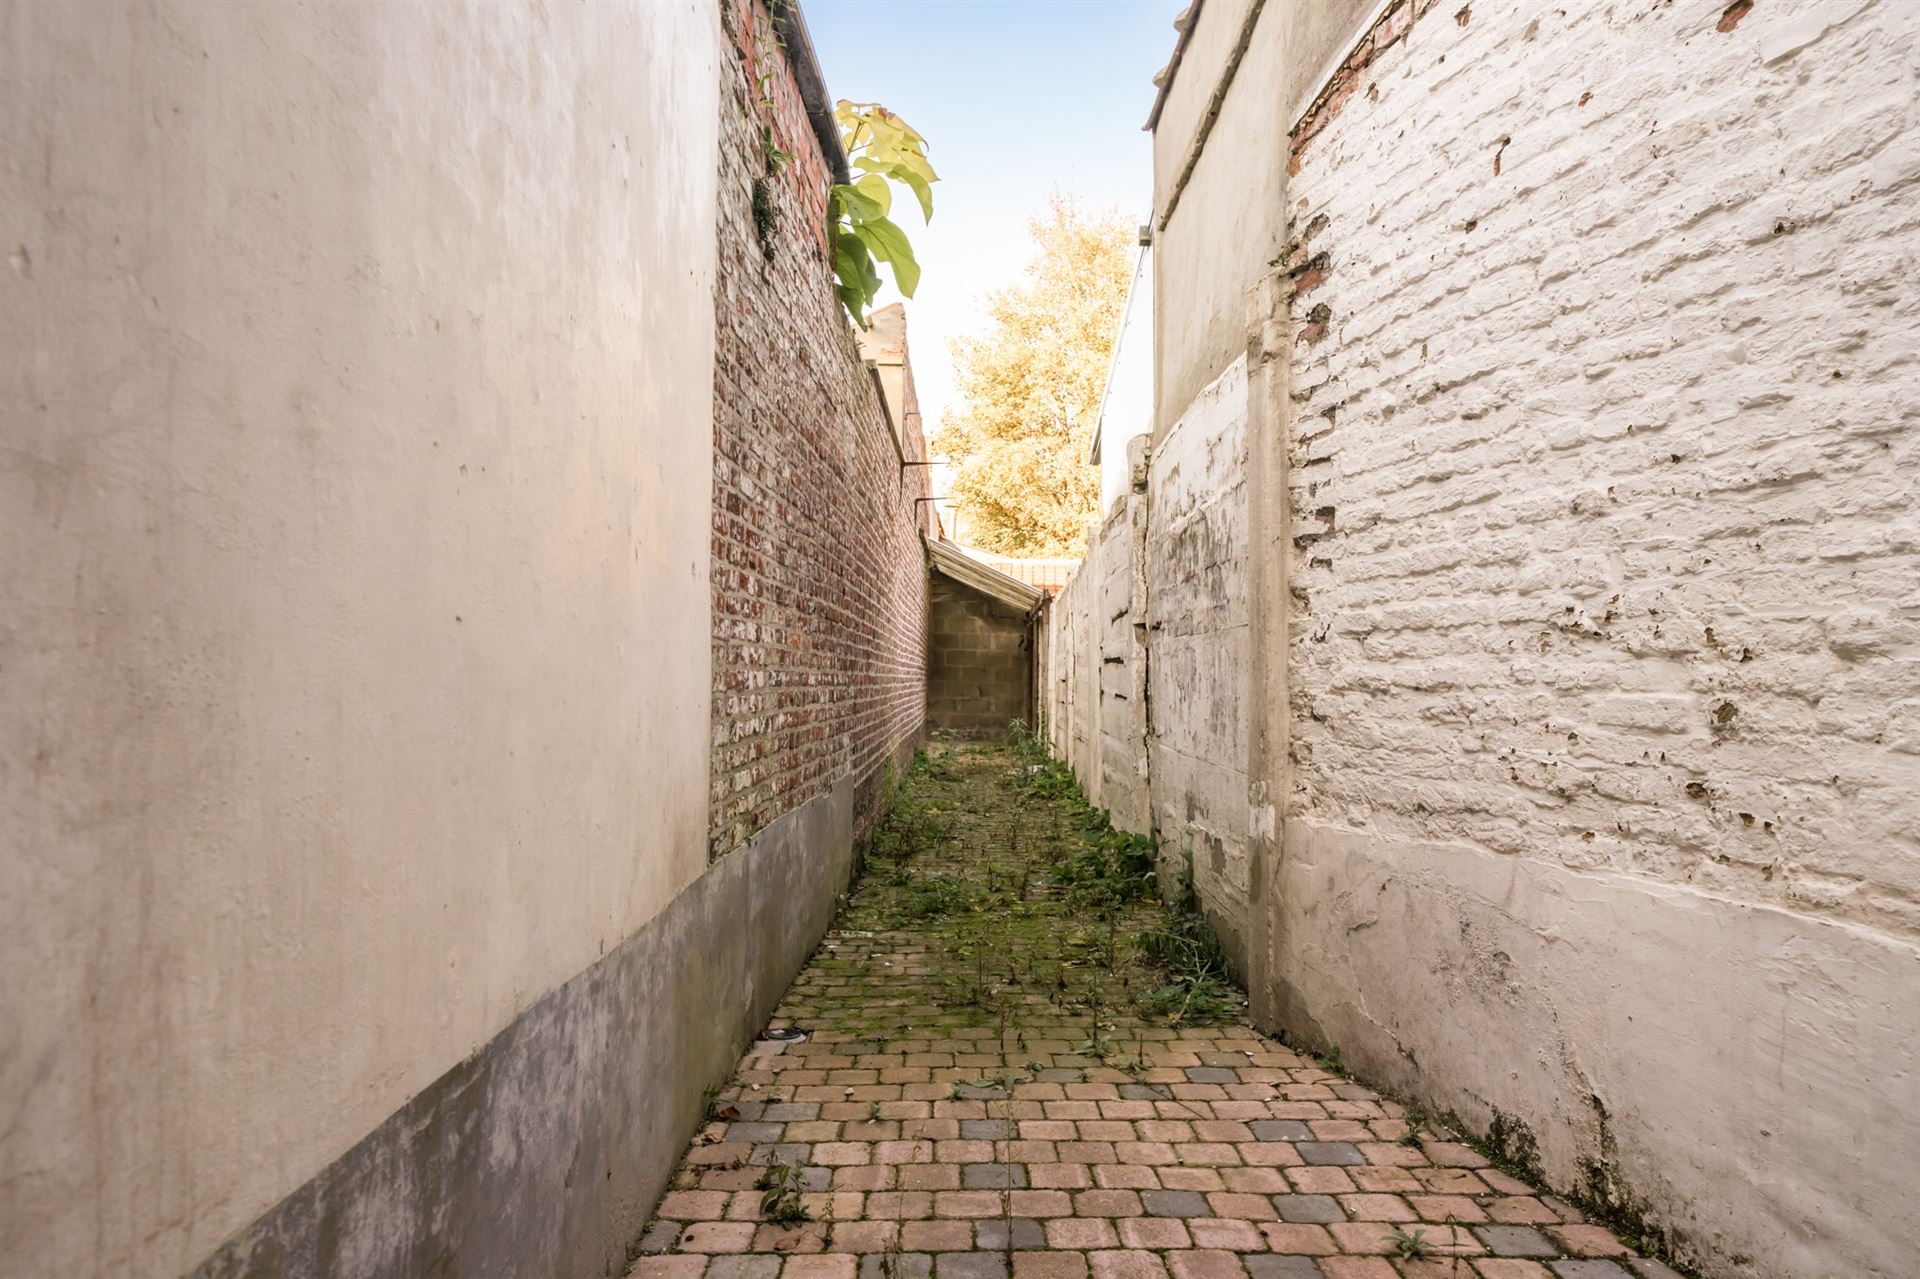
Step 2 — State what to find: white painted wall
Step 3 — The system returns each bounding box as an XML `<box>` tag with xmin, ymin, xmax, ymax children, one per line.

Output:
<box><xmin>1043</xmin><ymin>496</ymin><xmax>1148</xmax><ymax>835</ymax></box>
<box><xmin>1145</xmin><ymin>356</ymin><xmax>1252</xmax><ymax>967</ymax></box>
<box><xmin>0</xmin><ymin>2</ymin><xmax>720</xmax><ymax>1272</ymax></box>
<box><xmin>1149</xmin><ymin>0</ymin><xmax>1371</xmax><ymax>432</ymax></box>
<box><xmin>1045</xmin><ymin>1</ymin><xmax>1920</xmax><ymax>1274</ymax></box>
<box><xmin>1274</xmin><ymin>0</ymin><xmax>1920</xmax><ymax>1273</ymax></box>
<box><xmin>1094</xmin><ymin>247</ymin><xmax>1154</xmax><ymax>517</ymax></box>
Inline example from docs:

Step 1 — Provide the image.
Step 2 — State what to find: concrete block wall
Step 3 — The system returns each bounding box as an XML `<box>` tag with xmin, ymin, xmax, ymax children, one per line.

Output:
<box><xmin>1096</xmin><ymin>497</ymin><xmax>1152</xmax><ymax>836</ymax></box>
<box><xmin>1043</xmin><ymin>362</ymin><xmax>1253</xmax><ymax>964</ymax></box>
<box><xmin>1043</xmin><ymin>564</ymin><xmax>1090</xmax><ymax>776</ymax></box>
<box><xmin>928</xmin><ymin>576</ymin><xmax>1030</xmax><ymax>739</ymax></box>
<box><xmin>1043</xmin><ymin>557</ymin><xmax>1096</xmax><ymax>786</ymax></box>
<box><xmin>1270</xmin><ymin>1</ymin><xmax>1920</xmax><ymax>1274</ymax></box>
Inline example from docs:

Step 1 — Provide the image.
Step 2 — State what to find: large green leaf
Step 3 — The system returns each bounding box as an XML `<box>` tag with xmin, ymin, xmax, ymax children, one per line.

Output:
<box><xmin>848</xmin><ymin>228</ymin><xmax>882</xmax><ymax>293</ymax></box>
<box><xmin>853</xmin><ymin>215</ymin><xmax>920</xmax><ymax>298</ymax></box>
<box><xmin>894</xmin><ymin>168</ymin><xmax>934</xmax><ymax>222</ymax></box>
<box><xmin>845</xmin><ymin>162</ymin><xmax>933</xmax><ymax>224</ymax></box>
<box><xmin>841</xmin><ymin>102</ymin><xmax>937</xmax><ymax>183</ymax></box>
<box><xmin>838</xmin><ymin>281</ymin><xmax>868</xmax><ymax>325</ymax></box>
<box><xmin>886</xmin><ymin>147</ymin><xmax>938</xmax><ymax>185</ymax></box>
<box><xmin>854</xmin><ymin>173</ymin><xmax>892</xmax><ymax>217</ymax></box>
<box><xmin>831</xmin><ymin>100</ymin><xmax>936</xmax><ymax>323</ymax></box>
<box><xmin>833</xmin><ymin>181</ymin><xmax>886</xmax><ymax>225</ymax></box>
<box><xmin>832</xmin><ymin>227</ymin><xmax>881</xmax><ymax>326</ymax></box>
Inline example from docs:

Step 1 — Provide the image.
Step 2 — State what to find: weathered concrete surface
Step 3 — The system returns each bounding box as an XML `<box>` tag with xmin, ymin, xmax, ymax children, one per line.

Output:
<box><xmin>1043</xmin><ymin>496</ymin><xmax>1148</xmax><ymax>834</ymax></box>
<box><xmin>1043</xmin><ymin>356</ymin><xmax>1251</xmax><ymax>960</ymax></box>
<box><xmin>1147</xmin><ymin>356</ymin><xmax>1252</xmax><ymax>974</ymax></box>
<box><xmin>194</xmin><ymin>779</ymin><xmax>860</xmax><ymax>1279</ymax></box>
<box><xmin>1269</xmin><ymin>0</ymin><xmax>1920</xmax><ymax>1273</ymax></box>
<box><xmin>1043</xmin><ymin>564</ymin><xmax>1098</xmax><ymax>793</ymax></box>
<box><xmin>1095</xmin><ymin>497</ymin><xmax>1152</xmax><ymax>837</ymax></box>
<box><xmin>1274</xmin><ymin>822</ymin><xmax>1920</xmax><ymax>1279</ymax></box>
<box><xmin>0</xmin><ymin>2</ymin><xmax>720</xmax><ymax>1273</ymax></box>
<box><xmin>1242</xmin><ymin>268</ymin><xmax>1293</xmax><ymax>1039</ymax></box>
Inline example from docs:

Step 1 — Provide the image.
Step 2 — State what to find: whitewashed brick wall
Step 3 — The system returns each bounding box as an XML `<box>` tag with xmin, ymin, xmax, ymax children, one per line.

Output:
<box><xmin>1288</xmin><ymin>0</ymin><xmax>1920</xmax><ymax>941</ymax></box>
<box><xmin>1277</xmin><ymin>0</ymin><xmax>1920</xmax><ymax>1272</ymax></box>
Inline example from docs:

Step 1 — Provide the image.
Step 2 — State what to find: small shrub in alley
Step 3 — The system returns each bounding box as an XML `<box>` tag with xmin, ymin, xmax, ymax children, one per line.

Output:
<box><xmin>896</xmin><ymin>871</ymin><xmax>972</xmax><ymax>921</ymax></box>
<box><xmin>1132</xmin><ymin>849</ymin><xmax>1239</xmax><ymax>1025</ymax></box>
<box><xmin>1389</xmin><ymin>1224</ymin><xmax>1437</xmax><ymax>1260</ymax></box>
<box><xmin>754</xmin><ymin>1161</ymin><xmax>810</xmax><ymax>1226</ymax></box>
<box><xmin>868</xmin><ymin>802</ymin><xmax>949</xmax><ymax>864</ymax></box>
<box><xmin>1056</xmin><ymin>830</ymin><xmax>1156</xmax><ymax>907</ymax></box>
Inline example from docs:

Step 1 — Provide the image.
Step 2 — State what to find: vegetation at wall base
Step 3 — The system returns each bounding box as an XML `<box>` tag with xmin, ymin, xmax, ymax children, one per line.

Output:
<box><xmin>754</xmin><ymin>1161</ymin><xmax>811</xmax><ymax>1226</ymax></box>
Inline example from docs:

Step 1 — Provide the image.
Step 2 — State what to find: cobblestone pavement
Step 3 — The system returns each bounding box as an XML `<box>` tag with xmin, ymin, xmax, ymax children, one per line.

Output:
<box><xmin>634</xmin><ymin>745</ymin><xmax>1680</xmax><ymax>1279</ymax></box>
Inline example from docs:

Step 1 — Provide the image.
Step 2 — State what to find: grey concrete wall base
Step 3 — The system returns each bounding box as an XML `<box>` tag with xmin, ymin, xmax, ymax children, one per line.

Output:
<box><xmin>1272</xmin><ymin>821</ymin><xmax>1920</xmax><ymax>1277</ymax></box>
<box><xmin>193</xmin><ymin>780</ymin><xmax>857</xmax><ymax>1279</ymax></box>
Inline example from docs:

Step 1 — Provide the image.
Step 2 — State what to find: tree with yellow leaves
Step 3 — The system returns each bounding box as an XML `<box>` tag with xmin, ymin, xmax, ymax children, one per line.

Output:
<box><xmin>934</xmin><ymin>195</ymin><xmax>1134</xmax><ymax>557</ymax></box>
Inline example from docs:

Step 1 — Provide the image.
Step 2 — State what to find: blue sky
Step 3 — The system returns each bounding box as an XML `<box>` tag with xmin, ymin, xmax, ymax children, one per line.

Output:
<box><xmin>805</xmin><ymin>0</ymin><xmax>1184</xmax><ymax>432</ymax></box>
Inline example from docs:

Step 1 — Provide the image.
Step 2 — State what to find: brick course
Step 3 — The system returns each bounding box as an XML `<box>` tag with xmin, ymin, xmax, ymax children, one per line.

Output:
<box><xmin>709</xmin><ymin>0</ymin><xmax>931</xmax><ymax>857</ymax></box>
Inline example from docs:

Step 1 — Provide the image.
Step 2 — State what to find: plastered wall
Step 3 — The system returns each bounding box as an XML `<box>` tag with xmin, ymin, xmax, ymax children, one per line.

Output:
<box><xmin>1272</xmin><ymin>0</ymin><xmax>1920</xmax><ymax>1273</ymax></box>
<box><xmin>0</xmin><ymin>1</ymin><xmax>881</xmax><ymax>1273</ymax></box>
<box><xmin>1145</xmin><ymin>357</ymin><xmax>1254</xmax><ymax>971</ymax></box>
<box><xmin>1043</xmin><ymin>496</ymin><xmax>1149</xmax><ymax>835</ymax></box>
<box><xmin>1150</xmin><ymin>0</ymin><xmax>1371</xmax><ymax>433</ymax></box>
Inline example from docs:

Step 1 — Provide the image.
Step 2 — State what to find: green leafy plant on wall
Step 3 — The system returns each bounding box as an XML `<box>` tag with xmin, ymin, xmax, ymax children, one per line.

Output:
<box><xmin>830</xmin><ymin>100</ymin><xmax>936</xmax><ymax>328</ymax></box>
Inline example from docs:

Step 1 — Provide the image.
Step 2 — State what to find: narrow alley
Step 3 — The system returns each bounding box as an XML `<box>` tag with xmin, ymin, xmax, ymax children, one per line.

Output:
<box><xmin>7</xmin><ymin>2</ymin><xmax>1918</xmax><ymax>1276</ymax></box>
<box><xmin>636</xmin><ymin>742</ymin><xmax>1670</xmax><ymax>1279</ymax></box>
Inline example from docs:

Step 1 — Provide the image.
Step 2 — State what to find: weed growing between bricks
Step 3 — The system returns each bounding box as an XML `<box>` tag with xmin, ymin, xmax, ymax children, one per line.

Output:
<box><xmin>635</xmin><ymin>735</ymin><xmax>1675</xmax><ymax>1279</ymax></box>
<box><xmin>1277</xmin><ymin>1028</ymin><xmax>1702</xmax><ymax>1274</ymax></box>
<box><xmin>843</xmin><ymin>728</ymin><xmax>1245</xmax><ymax>1031</ymax></box>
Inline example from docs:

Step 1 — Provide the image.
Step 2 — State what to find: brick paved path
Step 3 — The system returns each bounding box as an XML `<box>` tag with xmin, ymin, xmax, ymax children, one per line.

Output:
<box><xmin>634</xmin><ymin>745</ymin><xmax>1680</xmax><ymax>1279</ymax></box>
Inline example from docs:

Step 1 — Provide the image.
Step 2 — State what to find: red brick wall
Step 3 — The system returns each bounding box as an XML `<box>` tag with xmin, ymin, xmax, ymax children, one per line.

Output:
<box><xmin>709</xmin><ymin>0</ymin><xmax>931</xmax><ymax>859</ymax></box>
